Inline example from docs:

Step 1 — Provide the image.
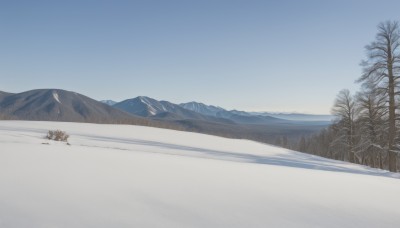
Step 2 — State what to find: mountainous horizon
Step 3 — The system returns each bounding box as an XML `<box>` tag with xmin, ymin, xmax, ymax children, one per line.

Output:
<box><xmin>2</xmin><ymin>87</ymin><xmax>334</xmax><ymax>116</ymax></box>
<box><xmin>0</xmin><ymin>88</ymin><xmax>330</xmax><ymax>146</ymax></box>
<box><xmin>100</xmin><ymin>96</ymin><xmax>334</xmax><ymax>121</ymax></box>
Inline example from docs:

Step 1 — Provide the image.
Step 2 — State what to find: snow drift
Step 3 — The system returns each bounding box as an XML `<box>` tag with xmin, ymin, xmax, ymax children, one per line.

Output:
<box><xmin>0</xmin><ymin>121</ymin><xmax>399</xmax><ymax>228</ymax></box>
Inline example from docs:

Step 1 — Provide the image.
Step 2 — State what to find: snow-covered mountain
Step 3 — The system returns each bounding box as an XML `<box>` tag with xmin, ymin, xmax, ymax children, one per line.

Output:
<box><xmin>113</xmin><ymin>96</ymin><xmax>201</xmax><ymax>117</ymax></box>
<box><xmin>113</xmin><ymin>96</ymin><xmax>165</xmax><ymax>116</ymax></box>
<box><xmin>100</xmin><ymin>100</ymin><xmax>117</xmax><ymax>106</ymax></box>
<box><xmin>1</xmin><ymin>121</ymin><xmax>399</xmax><ymax>227</ymax></box>
<box><xmin>115</xmin><ymin>97</ymin><xmax>292</xmax><ymax>125</ymax></box>
<box><xmin>113</xmin><ymin>96</ymin><xmax>234</xmax><ymax>124</ymax></box>
<box><xmin>114</xmin><ymin>98</ymin><xmax>330</xmax><ymax>126</ymax></box>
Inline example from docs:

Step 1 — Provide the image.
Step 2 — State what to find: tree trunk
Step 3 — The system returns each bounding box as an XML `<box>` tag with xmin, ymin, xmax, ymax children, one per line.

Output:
<box><xmin>387</xmin><ymin>48</ymin><xmax>397</xmax><ymax>172</ymax></box>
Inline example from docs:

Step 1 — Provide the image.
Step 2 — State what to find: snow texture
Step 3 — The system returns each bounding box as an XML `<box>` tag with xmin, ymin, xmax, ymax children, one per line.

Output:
<box><xmin>0</xmin><ymin>121</ymin><xmax>399</xmax><ymax>228</ymax></box>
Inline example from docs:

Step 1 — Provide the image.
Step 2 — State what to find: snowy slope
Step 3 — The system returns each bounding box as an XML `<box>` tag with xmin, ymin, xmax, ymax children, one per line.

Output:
<box><xmin>0</xmin><ymin>121</ymin><xmax>399</xmax><ymax>228</ymax></box>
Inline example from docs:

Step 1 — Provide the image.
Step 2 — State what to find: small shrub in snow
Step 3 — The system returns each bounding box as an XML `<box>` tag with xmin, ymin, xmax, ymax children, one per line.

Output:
<box><xmin>46</xmin><ymin>130</ymin><xmax>69</xmax><ymax>142</ymax></box>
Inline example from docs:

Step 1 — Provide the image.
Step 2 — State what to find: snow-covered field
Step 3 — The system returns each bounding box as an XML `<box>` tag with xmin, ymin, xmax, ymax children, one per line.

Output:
<box><xmin>1</xmin><ymin>121</ymin><xmax>400</xmax><ymax>228</ymax></box>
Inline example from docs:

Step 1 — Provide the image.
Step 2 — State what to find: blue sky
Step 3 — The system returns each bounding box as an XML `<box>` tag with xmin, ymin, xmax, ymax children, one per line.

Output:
<box><xmin>1</xmin><ymin>0</ymin><xmax>400</xmax><ymax>114</ymax></box>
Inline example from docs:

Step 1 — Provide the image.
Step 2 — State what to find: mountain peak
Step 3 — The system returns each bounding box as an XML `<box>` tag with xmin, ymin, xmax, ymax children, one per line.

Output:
<box><xmin>114</xmin><ymin>96</ymin><xmax>166</xmax><ymax>117</ymax></box>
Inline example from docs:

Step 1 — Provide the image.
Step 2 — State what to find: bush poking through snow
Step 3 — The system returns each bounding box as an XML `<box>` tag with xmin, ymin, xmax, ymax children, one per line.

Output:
<box><xmin>46</xmin><ymin>130</ymin><xmax>69</xmax><ymax>142</ymax></box>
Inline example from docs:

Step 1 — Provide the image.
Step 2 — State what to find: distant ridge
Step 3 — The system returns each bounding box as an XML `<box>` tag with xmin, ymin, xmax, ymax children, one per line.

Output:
<box><xmin>180</xmin><ymin>101</ymin><xmax>333</xmax><ymax>122</ymax></box>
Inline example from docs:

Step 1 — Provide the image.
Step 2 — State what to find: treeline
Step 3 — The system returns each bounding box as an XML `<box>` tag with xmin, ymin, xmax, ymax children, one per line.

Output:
<box><xmin>297</xmin><ymin>21</ymin><xmax>400</xmax><ymax>172</ymax></box>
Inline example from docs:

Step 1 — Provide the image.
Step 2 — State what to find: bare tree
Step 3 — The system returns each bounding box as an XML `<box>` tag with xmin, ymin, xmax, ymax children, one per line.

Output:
<box><xmin>331</xmin><ymin>89</ymin><xmax>357</xmax><ymax>163</ymax></box>
<box><xmin>357</xmin><ymin>21</ymin><xmax>400</xmax><ymax>171</ymax></box>
<box><xmin>355</xmin><ymin>87</ymin><xmax>387</xmax><ymax>168</ymax></box>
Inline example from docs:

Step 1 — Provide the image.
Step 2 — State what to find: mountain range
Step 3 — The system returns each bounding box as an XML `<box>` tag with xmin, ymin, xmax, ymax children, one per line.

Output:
<box><xmin>114</xmin><ymin>96</ymin><xmax>255</xmax><ymax>125</ymax></box>
<box><xmin>106</xmin><ymin>95</ymin><xmax>331</xmax><ymax>144</ymax></box>
<box><xmin>102</xmin><ymin>98</ymin><xmax>333</xmax><ymax>125</ymax></box>
<box><xmin>0</xmin><ymin>89</ymin><xmax>331</xmax><ymax>145</ymax></box>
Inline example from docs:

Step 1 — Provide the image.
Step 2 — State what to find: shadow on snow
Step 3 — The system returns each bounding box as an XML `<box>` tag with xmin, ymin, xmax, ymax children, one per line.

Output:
<box><xmin>78</xmin><ymin>134</ymin><xmax>398</xmax><ymax>179</ymax></box>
